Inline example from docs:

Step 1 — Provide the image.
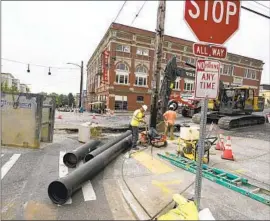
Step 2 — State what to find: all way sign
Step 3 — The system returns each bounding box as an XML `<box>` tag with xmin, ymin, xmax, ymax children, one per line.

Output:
<box><xmin>195</xmin><ymin>59</ymin><xmax>221</xmax><ymax>99</ymax></box>
<box><xmin>193</xmin><ymin>43</ymin><xmax>227</xmax><ymax>59</ymax></box>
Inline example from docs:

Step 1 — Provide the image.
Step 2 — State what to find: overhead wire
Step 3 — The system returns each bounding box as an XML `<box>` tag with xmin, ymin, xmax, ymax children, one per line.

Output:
<box><xmin>254</xmin><ymin>1</ymin><xmax>270</xmax><ymax>11</ymax></box>
<box><xmin>113</xmin><ymin>1</ymin><xmax>127</xmax><ymax>23</ymax></box>
<box><xmin>130</xmin><ymin>0</ymin><xmax>147</xmax><ymax>26</ymax></box>
<box><xmin>1</xmin><ymin>58</ymin><xmax>79</xmax><ymax>70</ymax></box>
<box><xmin>241</xmin><ymin>5</ymin><xmax>270</xmax><ymax>19</ymax></box>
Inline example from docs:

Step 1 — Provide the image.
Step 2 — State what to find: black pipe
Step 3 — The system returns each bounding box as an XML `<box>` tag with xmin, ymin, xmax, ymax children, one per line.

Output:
<box><xmin>48</xmin><ymin>135</ymin><xmax>132</xmax><ymax>205</ymax></box>
<box><xmin>84</xmin><ymin>130</ymin><xmax>132</xmax><ymax>162</ymax></box>
<box><xmin>63</xmin><ymin>140</ymin><xmax>101</xmax><ymax>168</ymax></box>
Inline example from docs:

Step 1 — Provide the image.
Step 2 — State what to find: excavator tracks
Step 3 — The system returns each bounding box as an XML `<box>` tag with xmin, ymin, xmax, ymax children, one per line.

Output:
<box><xmin>218</xmin><ymin>115</ymin><xmax>266</xmax><ymax>130</ymax></box>
<box><xmin>192</xmin><ymin>113</ymin><xmax>266</xmax><ymax>130</ymax></box>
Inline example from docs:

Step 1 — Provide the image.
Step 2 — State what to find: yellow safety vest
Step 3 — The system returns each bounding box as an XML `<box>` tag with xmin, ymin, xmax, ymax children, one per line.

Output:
<box><xmin>130</xmin><ymin>109</ymin><xmax>143</xmax><ymax>127</ymax></box>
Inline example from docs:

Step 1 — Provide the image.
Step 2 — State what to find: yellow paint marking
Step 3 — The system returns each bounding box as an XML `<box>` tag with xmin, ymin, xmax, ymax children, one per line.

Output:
<box><xmin>24</xmin><ymin>201</ymin><xmax>56</xmax><ymax>220</ymax></box>
<box><xmin>152</xmin><ymin>180</ymin><xmax>181</xmax><ymax>194</ymax></box>
<box><xmin>132</xmin><ymin>152</ymin><xmax>174</xmax><ymax>174</ymax></box>
<box><xmin>230</xmin><ymin>169</ymin><xmax>245</xmax><ymax>174</ymax></box>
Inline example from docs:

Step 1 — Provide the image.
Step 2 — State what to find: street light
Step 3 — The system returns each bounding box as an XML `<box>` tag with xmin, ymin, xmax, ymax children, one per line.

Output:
<box><xmin>67</xmin><ymin>61</ymin><xmax>84</xmax><ymax>108</ymax></box>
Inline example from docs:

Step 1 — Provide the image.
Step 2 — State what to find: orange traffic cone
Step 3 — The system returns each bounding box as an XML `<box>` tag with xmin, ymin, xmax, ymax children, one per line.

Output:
<box><xmin>57</xmin><ymin>114</ymin><xmax>62</xmax><ymax>119</ymax></box>
<box><xmin>92</xmin><ymin>113</ymin><xmax>96</xmax><ymax>119</ymax></box>
<box><xmin>221</xmin><ymin>136</ymin><xmax>234</xmax><ymax>161</ymax></box>
<box><xmin>215</xmin><ymin>134</ymin><xmax>224</xmax><ymax>150</ymax></box>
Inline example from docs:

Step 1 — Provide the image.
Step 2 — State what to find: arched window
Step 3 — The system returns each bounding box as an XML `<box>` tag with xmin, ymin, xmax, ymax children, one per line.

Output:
<box><xmin>115</xmin><ymin>62</ymin><xmax>129</xmax><ymax>85</ymax></box>
<box><xmin>135</xmin><ymin>65</ymin><xmax>148</xmax><ymax>87</ymax></box>
<box><xmin>116</xmin><ymin>63</ymin><xmax>129</xmax><ymax>71</ymax></box>
<box><xmin>135</xmin><ymin>65</ymin><xmax>148</xmax><ymax>73</ymax></box>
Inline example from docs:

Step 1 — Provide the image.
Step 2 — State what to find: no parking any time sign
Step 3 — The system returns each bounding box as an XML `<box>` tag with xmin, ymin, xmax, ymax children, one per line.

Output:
<box><xmin>194</xmin><ymin>59</ymin><xmax>220</xmax><ymax>99</ymax></box>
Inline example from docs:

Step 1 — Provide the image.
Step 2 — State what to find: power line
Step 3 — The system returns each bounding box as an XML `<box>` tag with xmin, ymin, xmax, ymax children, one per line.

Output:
<box><xmin>254</xmin><ymin>1</ymin><xmax>270</xmax><ymax>10</ymax></box>
<box><xmin>131</xmin><ymin>1</ymin><xmax>147</xmax><ymax>26</ymax></box>
<box><xmin>241</xmin><ymin>5</ymin><xmax>270</xmax><ymax>19</ymax></box>
<box><xmin>1</xmin><ymin>58</ymin><xmax>79</xmax><ymax>70</ymax></box>
<box><xmin>113</xmin><ymin>1</ymin><xmax>127</xmax><ymax>23</ymax></box>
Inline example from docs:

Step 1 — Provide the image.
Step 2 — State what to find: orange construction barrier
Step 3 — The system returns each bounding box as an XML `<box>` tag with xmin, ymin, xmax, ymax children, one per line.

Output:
<box><xmin>215</xmin><ymin>134</ymin><xmax>224</xmax><ymax>151</ymax></box>
<box><xmin>221</xmin><ymin>136</ymin><xmax>234</xmax><ymax>161</ymax></box>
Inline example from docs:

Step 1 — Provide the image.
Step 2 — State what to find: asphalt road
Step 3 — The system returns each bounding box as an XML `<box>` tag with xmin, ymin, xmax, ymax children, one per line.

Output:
<box><xmin>1</xmin><ymin>134</ymin><xmax>135</xmax><ymax>220</ymax></box>
<box><xmin>2</xmin><ymin>109</ymin><xmax>269</xmax><ymax>220</ymax></box>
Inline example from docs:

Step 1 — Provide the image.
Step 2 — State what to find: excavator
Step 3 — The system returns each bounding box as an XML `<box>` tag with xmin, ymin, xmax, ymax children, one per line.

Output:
<box><xmin>157</xmin><ymin>56</ymin><xmax>266</xmax><ymax>130</ymax></box>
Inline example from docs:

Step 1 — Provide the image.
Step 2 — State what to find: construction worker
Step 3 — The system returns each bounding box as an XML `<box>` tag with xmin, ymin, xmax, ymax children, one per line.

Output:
<box><xmin>163</xmin><ymin>105</ymin><xmax>177</xmax><ymax>140</ymax></box>
<box><xmin>130</xmin><ymin>105</ymin><xmax>147</xmax><ymax>150</ymax></box>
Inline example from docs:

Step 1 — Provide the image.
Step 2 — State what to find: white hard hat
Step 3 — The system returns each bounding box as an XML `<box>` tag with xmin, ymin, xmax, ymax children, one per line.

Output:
<box><xmin>142</xmin><ymin>105</ymin><xmax>148</xmax><ymax>111</ymax></box>
<box><xmin>169</xmin><ymin>104</ymin><xmax>174</xmax><ymax>108</ymax></box>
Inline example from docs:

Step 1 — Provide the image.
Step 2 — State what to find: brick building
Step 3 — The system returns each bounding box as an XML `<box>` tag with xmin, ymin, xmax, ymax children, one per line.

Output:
<box><xmin>86</xmin><ymin>23</ymin><xmax>264</xmax><ymax>111</ymax></box>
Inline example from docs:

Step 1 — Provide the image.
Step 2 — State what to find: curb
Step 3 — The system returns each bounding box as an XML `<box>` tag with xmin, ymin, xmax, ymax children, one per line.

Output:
<box><xmin>117</xmin><ymin>179</ymin><xmax>150</xmax><ymax>220</ymax></box>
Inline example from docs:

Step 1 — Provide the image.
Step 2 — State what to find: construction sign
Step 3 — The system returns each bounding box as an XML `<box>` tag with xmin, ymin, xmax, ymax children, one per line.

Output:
<box><xmin>194</xmin><ymin>59</ymin><xmax>221</xmax><ymax>99</ymax></box>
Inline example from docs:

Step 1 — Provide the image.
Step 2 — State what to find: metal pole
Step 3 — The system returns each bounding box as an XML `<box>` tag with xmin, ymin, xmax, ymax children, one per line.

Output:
<box><xmin>79</xmin><ymin>61</ymin><xmax>83</xmax><ymax>108</ymax></box>
<box><xmin>194</xmin><ymin>97</ymin><xmax>208</xmax><ymax>210</ymax></box>
<box><xmin>149</xmin><ymin>0</ymin><xmax>166</xmax><ymax>128</ymax></box>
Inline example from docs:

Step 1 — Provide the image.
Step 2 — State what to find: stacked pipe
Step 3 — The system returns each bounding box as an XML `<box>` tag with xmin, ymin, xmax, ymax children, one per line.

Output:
<box><xmin>48</xmin><ymin>130</ymin><xmax>132</xmax><ymax>205</ymax></box>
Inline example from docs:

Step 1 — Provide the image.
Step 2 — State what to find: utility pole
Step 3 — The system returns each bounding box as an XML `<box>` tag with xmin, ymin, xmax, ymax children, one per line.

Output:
<box><xmin>79</xmin><ymin>60</ymin><xmax>83</xmax><ymax>108</ymax></box>
<box><xmin>149</xmin><ymin>0</ymin><xmax>166</xmax><ymax>128</ymax></box>
<box><xmin>67</xmin><ymin>60</ymin><xmax>84</xmax><ymax>108</ymax></box>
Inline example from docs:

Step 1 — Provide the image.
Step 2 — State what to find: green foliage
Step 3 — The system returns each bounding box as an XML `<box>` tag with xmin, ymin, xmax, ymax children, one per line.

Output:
<box><xmin>1</xmin><ymin>82</ymin><xmax>19</xmax><ymax>93</ymax></box>
<box><xmin>67</xmin><ymin>93</ymin><xmax>75</xmax><ymax>107</ymax></box>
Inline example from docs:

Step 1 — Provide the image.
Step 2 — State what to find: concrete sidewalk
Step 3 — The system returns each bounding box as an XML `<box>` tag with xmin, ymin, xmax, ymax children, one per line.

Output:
<box><xmin>119</xmin><ymin>136</ymin><xmax>270</xmax><ymax>220</ymax></box>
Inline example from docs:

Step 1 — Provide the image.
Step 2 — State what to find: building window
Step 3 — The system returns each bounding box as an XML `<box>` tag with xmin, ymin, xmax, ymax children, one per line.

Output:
<box><xmin>137</xmin><ymin>96</ymin><xmax>144</xmax><ymax>102</ymax></box>
<box><xmin>223</xmin><ymin>64</ymin><xmax>234</xmax><ymax>75</ymax></box>
<box><xmin>136</xmin><ymin>65</ymin><xmax>147</xmax><ymax>73</ymax></box>
<box><xmin>115</xmin><ymin>62</ymin><xmax>129</xmax><ymax>85</ymax></box>
<box><xmin>174</xmin><ymin>78</ymin><xmax>180</xmax><ymax>90</ymax></box>
<box><xmin>135</xmin><ymin>65</ymin><xmax>148</xmax><ymax>87</ymax></box>
<box><xmin>116</xmin><ymin>74</ymin><xmax>128</xmax><ymax>84</ymax></box>
<box><xmin>116</xmin><ymin>44</ymin><xmax>130</xmax><ymax>53</ymax></box>
<box><xmin>244</xmin><ymin>69</ymin><xmax>256</xmax><ymax>79</ymax></box>
<box><xmin>115</xmin><ymin>101</ymin><xmax>128</xmax><ymax>110</ymax></box>
<box><xmin>116</xmin><ymin>62</ymin><xmax>129</xmax><ymax>71</ymax></box>
<box><xmin>185</xmin><ymin>57</ymin><xmax>196</xmax><ymax>65</ymax></box>
<box><xmin>136</xmin><ymin>48</ymin><xmax>149</xmax><ymax>56</ymax></box>
<box><xmin>184</xmin><ymin>82</ymin><xmax>194</xmax><ymax>91</ymax></box>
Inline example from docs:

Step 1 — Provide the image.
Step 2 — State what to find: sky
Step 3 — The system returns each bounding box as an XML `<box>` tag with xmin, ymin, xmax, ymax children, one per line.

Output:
<box><xmin>1</xmin><ymin>1</ymin><xmax>270</xmax><ymax>94</ymax></box>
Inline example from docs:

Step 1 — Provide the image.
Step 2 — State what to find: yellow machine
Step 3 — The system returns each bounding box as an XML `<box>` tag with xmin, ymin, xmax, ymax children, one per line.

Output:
<box><xmin>177</xmin><ymin>139</ymin><xmax>212</xmax><ymax>164</ymax></box>
<box><xmin>193</xmin><ymin>85</ymin><xmax>265</xmax><ymax>129</ymax></box>
<box><xmin>176</xmin><ymin>125</ymin><xmax>217</xmax><ymax>164</ymax></box>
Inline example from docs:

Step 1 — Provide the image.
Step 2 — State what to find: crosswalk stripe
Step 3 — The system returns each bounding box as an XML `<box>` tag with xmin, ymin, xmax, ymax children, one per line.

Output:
<box><xmin>78</xmin><ymin>162</ymin><xmax>96</xmax><ymax>201</ymax></box>
<box><xmin>1</xmin><ymin>154</ymin><xmax>21</xmax><ymax>179</ymax></box>
<box><xmin>59</xmin><ymin>151</ymin><xmax>72</xmax><ymax>204</ymax></box>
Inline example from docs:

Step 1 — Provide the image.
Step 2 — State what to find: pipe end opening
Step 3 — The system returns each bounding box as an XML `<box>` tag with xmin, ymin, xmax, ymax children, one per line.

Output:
<box><xmin>84</xmin><ymin>154</ymin><xmax>94</xmax><ymax>162</ymax></box>
<box><xmin>48</xmin><ymin>181</ymin><xmax>69</xmax><ymax>205</ymax></box>
<box><xmin>63</xmin><ymin>153</ymin><xmax>77</xmax><ymax>168</ymax></box>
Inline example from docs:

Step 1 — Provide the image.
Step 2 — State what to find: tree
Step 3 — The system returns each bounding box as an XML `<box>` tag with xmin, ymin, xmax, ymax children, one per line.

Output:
<box><xmin>1</xmin><ymin>81</ymin><xmax>19</xmax><ymax>93</ymax></box>
<box><xmin>67</xmin><ymin>93</ymin><xmax>75</xmax><ymax>107</ymax></box>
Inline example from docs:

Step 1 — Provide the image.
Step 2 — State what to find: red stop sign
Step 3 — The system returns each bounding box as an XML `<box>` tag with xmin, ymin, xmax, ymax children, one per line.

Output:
<box><xmin>184</xmin><ymin>0</ymin><xmax>241</xmax><ymax>45</ymax></box>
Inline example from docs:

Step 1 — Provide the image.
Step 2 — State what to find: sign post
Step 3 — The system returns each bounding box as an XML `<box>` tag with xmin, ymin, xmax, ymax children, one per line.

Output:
<box><xmin>194</xmin><ymin>59</ymin><xmax>220</xmax><ymax>209</ymax></box>
<box><xmin>183</xmin><ymin>0</ymin><xmax>241</xmax><ymax>211</ymax></box>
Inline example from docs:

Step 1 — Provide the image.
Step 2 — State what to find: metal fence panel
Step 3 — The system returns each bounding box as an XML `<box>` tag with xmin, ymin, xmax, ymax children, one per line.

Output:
<box><xmin>41</xmin><ymin>95</ymin><xmax>56</xmax><ymax>142</ymax></box>
<box><xmin>1</xmin><ymin>93</ymin><xmax>42</xmax><ymax>148</ymax></box>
